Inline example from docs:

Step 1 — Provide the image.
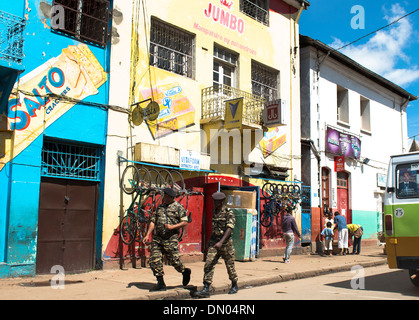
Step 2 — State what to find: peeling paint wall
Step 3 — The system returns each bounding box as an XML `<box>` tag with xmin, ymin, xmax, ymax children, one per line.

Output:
<box><xmin>0</xmin><ymin>0</ymin><xmax>112</xmax><ymax>278</ymax></box>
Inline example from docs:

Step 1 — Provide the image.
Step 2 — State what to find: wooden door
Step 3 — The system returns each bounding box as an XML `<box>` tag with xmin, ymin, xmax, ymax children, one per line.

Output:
<box><xmin>337</xmin><ymin>172</ymin><xmax>351</xmax><ymax>223</ymax></box>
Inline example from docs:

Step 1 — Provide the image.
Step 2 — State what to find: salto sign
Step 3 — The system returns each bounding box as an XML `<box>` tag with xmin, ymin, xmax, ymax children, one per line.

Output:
<box><xmin>204</xmin><ymin>1</ymin><xmax>245</xmax><ymax>35</ymax></box>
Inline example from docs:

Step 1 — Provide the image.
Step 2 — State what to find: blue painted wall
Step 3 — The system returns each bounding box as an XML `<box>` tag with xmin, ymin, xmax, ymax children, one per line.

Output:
<box><xmin>351</xmin><ymin>210</ymin><xmax>379</xmax><ymax>240</ymax></box>
<box><xmin>0</xmin><ymin>0</ymin><xmax>111</xmax><ymax>278</ymax></box>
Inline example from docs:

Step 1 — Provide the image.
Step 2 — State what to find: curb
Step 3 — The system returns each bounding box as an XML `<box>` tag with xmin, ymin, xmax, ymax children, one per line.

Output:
<box><xmin>130</xmin><ymin>258</ymin><xmax>388</xmax><ymax>300</ymax></box>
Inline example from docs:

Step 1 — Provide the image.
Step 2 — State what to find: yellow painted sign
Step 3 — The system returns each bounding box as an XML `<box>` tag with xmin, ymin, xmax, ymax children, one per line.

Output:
<box><xmin>2</xmin><ymin>44</ymin><xmax>107</xmax><ymax>172</ymax></box>
<box><xmin>138</xmin><ymin>83</ymin><xmax>195</xmax><ymax>139</ymax></box>
<box><xmin>260</xmin><ymin>127</ymin><xmax>287</xmax><ymax>158</ymax></box>
<box><xmin>225</xmin><ymin>98</ymin><xmax>243</xmax><ymax>130</ymax></box>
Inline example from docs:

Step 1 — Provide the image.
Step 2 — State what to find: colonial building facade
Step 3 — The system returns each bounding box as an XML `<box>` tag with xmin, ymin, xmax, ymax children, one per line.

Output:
<box><xmin>300</xmin><ymin>35</ymin><xmax>417</xmax><ymax>250</ymax></box>
<box><xmin>103</xmin><ymin>0</ymin><xmax>309</xmax><ymax>266</ymax></box>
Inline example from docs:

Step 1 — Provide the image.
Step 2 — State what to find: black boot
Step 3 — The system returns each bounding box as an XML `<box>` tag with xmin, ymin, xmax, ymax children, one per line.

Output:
<box><xmin>182</xmin><ymin>268</ymin><xmax>191</xmax><ymax>286</ymax></box>
<box><xmin>149</xmin><ymin>276</ymin><xmax>166</xmax><ymax>292</ymax></box>
<box><xmin>228</xmin><ymin>280</ymin><xmax>238</xmax><ymax>294</ymax></box>
<box><xmin>194</xmin><ymin>282</ymin><xmax>210</xmax><ymax>298</ymax></box>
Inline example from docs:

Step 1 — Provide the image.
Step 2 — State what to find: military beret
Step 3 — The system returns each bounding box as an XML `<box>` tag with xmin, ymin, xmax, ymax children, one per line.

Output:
<box><xmin>163</xmin><ymin>188</ymin><xmax>177</xmax><ymax>197</ymax></box>
<box><xmin>212</xmin><ymin>192</ymin><xmax>226</xmax><ymax>200</ymax></box>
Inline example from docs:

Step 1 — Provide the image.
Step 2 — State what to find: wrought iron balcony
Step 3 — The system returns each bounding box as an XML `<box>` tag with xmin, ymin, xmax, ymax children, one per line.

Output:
<box><xmin>0</xmin><ymin>10</ymin><xmax>26</xmax><ymax>66</ymax></box>
<box><xmin>201</xmin><ymin>84</ymin><xmax>265</xmax><ymax>127</ymax></box>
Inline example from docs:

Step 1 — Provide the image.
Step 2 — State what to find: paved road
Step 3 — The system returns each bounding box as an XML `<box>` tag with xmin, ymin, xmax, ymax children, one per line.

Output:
<box><xmin>205</xmin><ymin>265</ymin><xmax>419</xmax><ymax>300</ymax></box>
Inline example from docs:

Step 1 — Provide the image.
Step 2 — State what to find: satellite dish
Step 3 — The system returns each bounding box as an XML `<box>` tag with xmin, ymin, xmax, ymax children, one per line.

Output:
<box><xmin>146</xmin><ymin>101</ymin><xmax>160</xmax><ymax>121</ymax></box>
<box><xmin>131</xmin><ymin>105</ymin><xmax>143</xmax><ymax>126</ymax></box>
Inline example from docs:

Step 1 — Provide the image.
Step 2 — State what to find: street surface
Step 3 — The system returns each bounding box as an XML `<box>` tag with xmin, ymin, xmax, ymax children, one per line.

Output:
<box><xmin>204</xmin><ymin>265</ymin><xmax>419</xmax><ymax>300</ymax></box>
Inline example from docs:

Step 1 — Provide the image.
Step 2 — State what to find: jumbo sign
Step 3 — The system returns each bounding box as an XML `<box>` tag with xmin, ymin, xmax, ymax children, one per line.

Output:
<box><xmin>204</xmin><ymin>0</ymin><xmax>245</xmax><ymax>35</ymax></box>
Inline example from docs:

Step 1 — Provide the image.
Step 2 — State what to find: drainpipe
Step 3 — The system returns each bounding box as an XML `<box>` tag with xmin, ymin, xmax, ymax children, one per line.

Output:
<box><xmin>401</xmin><ymin>97</ymin><xmax>410</xmax><ymax>153</ymax></box>
<box><xmin>294</xmin><ymin>5</ymin><xmax>304</xmax><ymax>53</ymax></box>
<box><xmin>289</xmin><ymin>3</ymin><xmax>305</xmax><ymax>181</ymax></box>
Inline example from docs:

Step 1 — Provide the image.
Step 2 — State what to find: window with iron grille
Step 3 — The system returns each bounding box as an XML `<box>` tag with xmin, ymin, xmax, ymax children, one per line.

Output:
<box><xmin>240</xmin><ymin>0</ymin><xmax>269</xmax><ymax>26</ymax></box>
<box><xmin>52</xmin><ymin>0</ymin><xmax>110</xmax><ymax>47</ymax></box>
<box><xmin>149</xmin><ymin>18</ymin><xmax>194</xmax><ymax>78</ymax></box>
<box><xmin>41</xmin><ymin>140</ymin><xmax>101</xmax><ymax>181</ymax></box>
<box><xmin>251</xmin><ymin>61</ymin><xmax>279</xmax><ymax>102</ymax></box>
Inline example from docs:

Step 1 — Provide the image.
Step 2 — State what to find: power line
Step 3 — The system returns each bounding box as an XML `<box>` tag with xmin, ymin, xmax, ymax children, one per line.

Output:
<box><xmin>334</xmin><ymin>7</ymin><xmax>419</xmax><ymax>52</ymax></box>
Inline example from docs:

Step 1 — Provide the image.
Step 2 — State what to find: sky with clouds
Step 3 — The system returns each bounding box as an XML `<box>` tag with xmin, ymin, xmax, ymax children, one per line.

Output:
<box><xmin>299</xmin><ymin>1</ymin><xmax>419</xmax><ymax>139</ymax></box>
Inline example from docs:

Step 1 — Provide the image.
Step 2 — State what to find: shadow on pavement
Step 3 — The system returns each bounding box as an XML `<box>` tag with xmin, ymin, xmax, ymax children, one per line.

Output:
<box><xmin>325</xmin><ymin>269</ymin><xmax>419</xmax><ymax>298</ymax></box>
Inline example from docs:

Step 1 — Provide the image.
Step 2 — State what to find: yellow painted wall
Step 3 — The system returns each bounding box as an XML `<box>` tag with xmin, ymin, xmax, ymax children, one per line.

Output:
<box><xmin>103</xmin><ymin>0</ymin><xmax>303</xmax><ymax>257</ymax></box>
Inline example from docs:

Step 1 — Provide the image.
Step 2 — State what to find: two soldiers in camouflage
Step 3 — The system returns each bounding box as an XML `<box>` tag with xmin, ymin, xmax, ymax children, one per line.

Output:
<box><xmin>142</xmin><ymin>189</ymin><xmax>238</xmax><ymax>297</ymax></box>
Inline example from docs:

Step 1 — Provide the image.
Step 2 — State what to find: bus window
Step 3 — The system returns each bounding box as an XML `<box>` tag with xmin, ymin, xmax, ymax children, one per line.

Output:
<box><xmin>396</xmin><ymin>163</ymin><xmax>419</xmax><ymax>198</ymax></box>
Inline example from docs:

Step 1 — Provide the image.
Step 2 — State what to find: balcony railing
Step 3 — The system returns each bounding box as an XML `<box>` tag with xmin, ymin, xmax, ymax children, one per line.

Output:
<box><xmin>0</xmin><ymin>10</ymin><xmax>26</xmax><ymax>65</ymax></box>
<box><xmin>201</xmin><ymin>84</ymin><xmax>265</xmax><ymax>127</ymax></box>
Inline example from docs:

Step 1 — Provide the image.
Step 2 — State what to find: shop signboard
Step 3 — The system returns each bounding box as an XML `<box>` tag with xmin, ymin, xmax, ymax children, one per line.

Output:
<box><xmin>326</xmin><ymin>126</ymin><xmax>361</xmax><ymax>160</ymax></box>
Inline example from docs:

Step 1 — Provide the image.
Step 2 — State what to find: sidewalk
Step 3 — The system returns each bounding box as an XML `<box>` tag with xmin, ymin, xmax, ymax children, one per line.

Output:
<box><xmin>0</xmin><ymin>245</ymin><xmax>387</xmax><ymax>300</ymax></box>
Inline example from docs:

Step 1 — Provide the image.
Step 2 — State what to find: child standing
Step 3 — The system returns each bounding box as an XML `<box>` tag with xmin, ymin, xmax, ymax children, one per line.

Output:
<box><xmin>321</xmin><ymin>222</ymin><xmax>334</xmax><ymax>256</ymax></box>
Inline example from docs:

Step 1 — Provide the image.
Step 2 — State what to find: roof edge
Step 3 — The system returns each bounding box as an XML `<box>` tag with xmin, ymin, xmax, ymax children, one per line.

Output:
<box><xmin>282</xmin><ymin>0</ymin><xmax>310</xmax><ymax>10</ymax></box>
<box><xmin>300</xmin><ymin>35</ymin><xmax>418</xmax><ymax>102</ymax></box>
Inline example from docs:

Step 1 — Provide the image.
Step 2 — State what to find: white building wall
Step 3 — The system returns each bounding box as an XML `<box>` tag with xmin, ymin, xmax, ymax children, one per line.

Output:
<box><xmin>301</xmin><ymin>45</ymin><xmax>409</xmax><ymax>239</ymax></box>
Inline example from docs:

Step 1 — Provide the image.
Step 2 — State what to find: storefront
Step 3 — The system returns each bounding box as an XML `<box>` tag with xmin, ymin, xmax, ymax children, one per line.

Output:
<box><xmin>103</xmin><ymin>0</ymin><xmax>308</xmax><ymax>267</ymax></box>
<box><xmin>0</xmin><ymin>0</ymin><xmax>111</xmax><ymax>278</ymax></box>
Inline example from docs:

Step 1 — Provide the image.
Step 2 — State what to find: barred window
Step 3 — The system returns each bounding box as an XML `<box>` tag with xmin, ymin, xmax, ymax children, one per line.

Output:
<box><xmin>251</xmin><ymin>61</ymin><xmax>279</xmax><ymax>102</ymax></box>
<box><xmin>240</xmin><ymin>0</ymin><xmax>269</xmax><ymax>26</ymax></box>
<box><xmin>41</xmin><ymin>140</ymin><xmax>101</xmax><ymax>181</ymax></box>
<box><xmin>52</xmin><ymin>0</ymin><xmax>110</xmax><ymax>47</ymax></box>
<box><xmin>150</xmin><ymin>18</ymin><xmax>194</xmax><ymax>78</ymax></box>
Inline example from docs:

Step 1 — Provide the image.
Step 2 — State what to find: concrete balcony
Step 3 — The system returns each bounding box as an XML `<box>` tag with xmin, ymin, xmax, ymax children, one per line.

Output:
<box><xmin>200</xmin><ymin>84</ymin><xmax>266</xmax><ymax>174</ymax></box>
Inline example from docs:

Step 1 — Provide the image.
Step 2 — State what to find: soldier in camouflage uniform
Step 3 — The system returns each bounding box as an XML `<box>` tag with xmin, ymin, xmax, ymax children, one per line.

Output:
<box><xmin>194</xmin><ymin>191</ymin><xmax>238</xmax><ymax>298</ymax></box>
<box><xmin>142</xmin><ymin>188</ymin><xmax>191</xmax><ymax>291</ymax></box>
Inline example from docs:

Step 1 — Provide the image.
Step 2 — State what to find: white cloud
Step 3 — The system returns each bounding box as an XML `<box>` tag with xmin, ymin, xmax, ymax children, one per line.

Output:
<box><xmin>329</xmin><ymin>3</ymin><xmax>419</xmax><ymax>87</ymax></box>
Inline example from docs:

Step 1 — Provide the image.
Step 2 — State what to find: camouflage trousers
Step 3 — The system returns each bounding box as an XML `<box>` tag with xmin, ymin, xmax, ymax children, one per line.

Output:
<box><xmin>149</xmin><ymin>236</ymin><xmax>185</xmax><ymax>278</ymax></box>
<box><xmin>203</xmin><ymin>238</ymin><xmax>238</xmax><ymax>284</ymax></box>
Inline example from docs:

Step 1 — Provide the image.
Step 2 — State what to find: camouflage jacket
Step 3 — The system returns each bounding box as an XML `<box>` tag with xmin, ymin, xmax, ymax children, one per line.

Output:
<box><xmin>151</xmin><ymin>201</ymin><xmax>187</xmax><ymax>239</ymax></box>
<box><xmin>210</xmin><ymin>206</ymin><xmax>235</xmax><ymax>241</ymax></box>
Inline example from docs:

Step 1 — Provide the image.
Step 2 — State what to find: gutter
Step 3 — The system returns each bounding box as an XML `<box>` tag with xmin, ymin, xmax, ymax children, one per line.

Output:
<box><xmin>300</xmin><ymin>35</ymin><xmax>418</xmax><ymax>102</ymax></box>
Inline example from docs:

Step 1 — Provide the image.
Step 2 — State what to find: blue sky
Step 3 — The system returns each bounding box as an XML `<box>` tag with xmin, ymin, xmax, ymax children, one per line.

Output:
<box><xmin>299</xmin><ymin>1</ymin><xmax>419</xmax><ymax>140</ymax></box>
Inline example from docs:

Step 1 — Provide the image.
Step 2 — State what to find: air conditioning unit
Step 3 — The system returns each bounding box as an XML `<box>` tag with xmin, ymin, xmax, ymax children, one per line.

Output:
<box><xmin>262</xmin><ymin>99</ymin><xmax>287</xmax><ymax>128</ymax></box>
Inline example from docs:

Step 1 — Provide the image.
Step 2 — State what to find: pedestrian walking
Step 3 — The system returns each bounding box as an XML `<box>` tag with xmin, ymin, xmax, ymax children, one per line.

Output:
<box><xmin>142</xmin><ymin>188</ymin><xmax>191</xmax><ymax>291</ymax></box>
<box><xmin>333</xmin><ymin>211</ymin><xmax>348</xmax><ymax>255</ymax></box>
<box><xmin>194</xmin><ymin>191</ymin><xmax>238</xmax><ymax>298</ymax></box>
<box><xmin>347</xmin><ymin>223</ymin><xmax>363</xmax><ymax>254</ymax></box>
<box><xmin>281</xmin><ymin>211</ymin><xmax>301</xmax><ymax>263</ymax></box>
